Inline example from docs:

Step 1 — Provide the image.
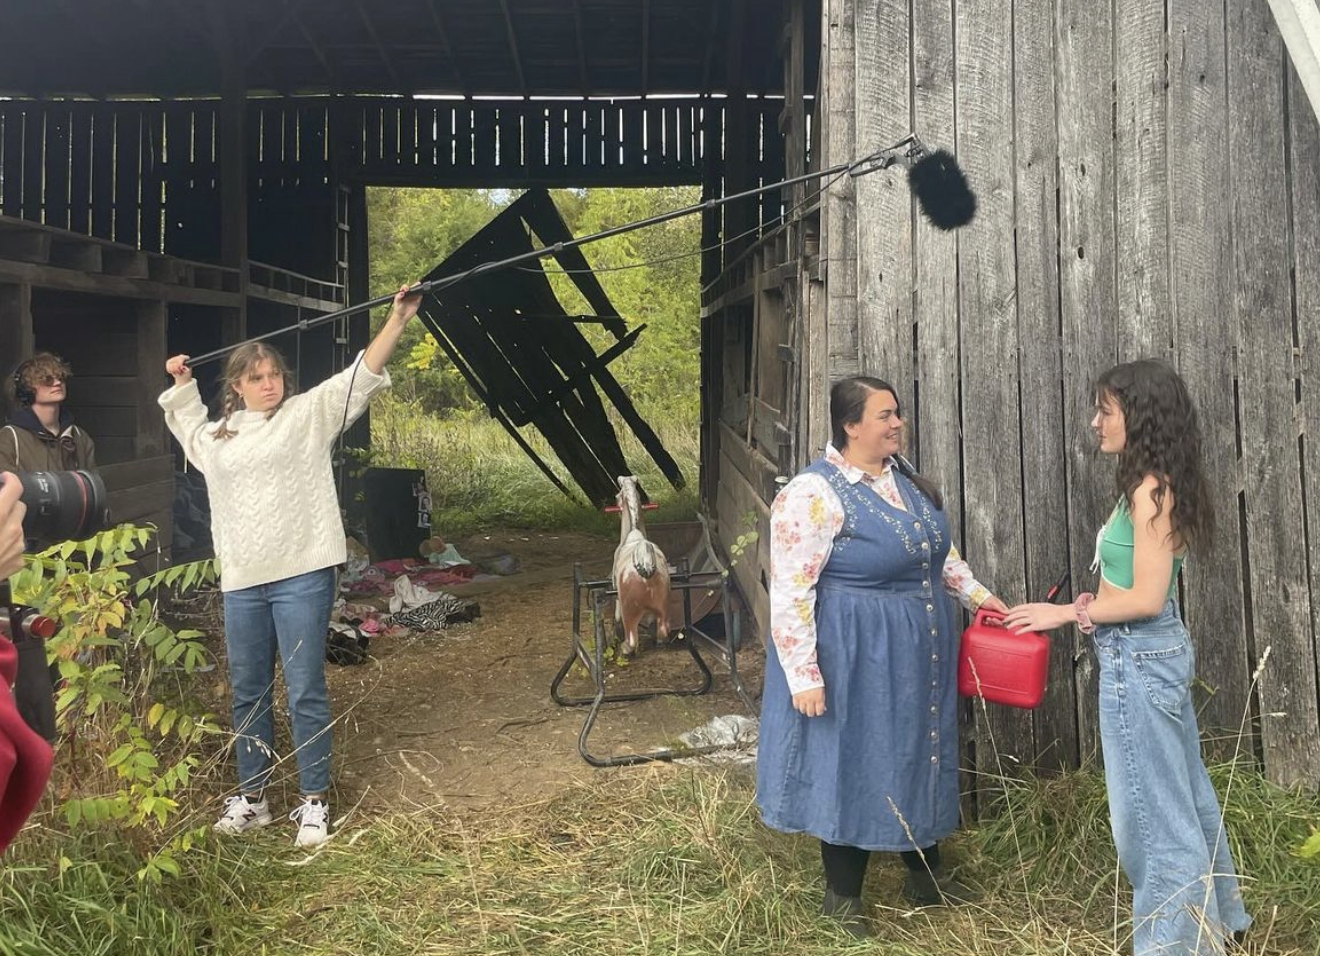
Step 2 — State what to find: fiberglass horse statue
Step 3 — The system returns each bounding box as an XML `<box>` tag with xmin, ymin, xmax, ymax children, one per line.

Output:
<box><xmin>612</xmin><ymin>475</ymin><xmax>671</xmax><ymax>657</ymax></box>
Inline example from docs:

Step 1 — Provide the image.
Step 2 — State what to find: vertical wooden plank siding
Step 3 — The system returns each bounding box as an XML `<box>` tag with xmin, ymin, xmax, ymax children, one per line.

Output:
<box><xmin>1055</xmin><ymin>0</ymin><xmax>1118</xmax><ymax>761</ymax></box>
<box><xmin>912</xmin><ymin>0</ymin><xmax>964</xmax><ymax>557</ymax></box>
<box><xmin>853</xmin><ymin>1</ymin><xmax>914</xmax><ymax>397</ymax></box>
<box><xmin>1115</xmin><ymin>0</ymin><xmax>1173</xmax><ymax>362</ymax></box>
<box><xmin>134</xmin><ymin>300</ymin><xmax>168</xmax><ymax>459</ymax></box>
<box><xmin>139</xmin><ymin>111</ymin><xmax>163</xmax><ymax>254</ymax></box>
<box><xmin>21</xmin><ymin>108</ymin><xmax>43</xmax><ymax>222</ymax></box>
<box><xmin>824</xmin><ymin>0</ymin><xmax>859</xmax><ymax>380</ymax></box>
<box><xmin>1229</xmin><ymin>0</ymin><xmax>1320</xmax><ymax>785</ymax></box>
<box><xmin>44</xmin><ymin>105</ymin><xmax>70</xmax><ymax>230</ymax></box>
<box><xmin>1168</xmin><ymin>0</ymin><xmax>1250</xmax><ymax>741</ymax></box>
<box><xmin>113</xmin><ymin>107</ymin><xmax>142</xmax><ymax>247</ymax></box>
<box><xmin>956</xmin><ymin>0</ymin><xmax>1032</xmax><ymax>763</ymax></box>
<box><xmin>1013</xmin><ymin>0</ymin><xmax>1074</xmax><ymax>772</ymax></box>
<box><xmin>1291</xmin><ymin>62</ymin><xmax>1320</xmax><ymax>769</ymax></box>
<box><xmin>90</xmin><ymin>106</ymin><xmax>115</xmax><ymax>241</ymax></box>
<box><xmin>0</xmin><ymin>108</ymin><xmax>20</xmax><ymax>218</ymax></box>
<box><xmin>68</xmin><ymin>104</ymin><xmax>93</xmax><ymax>236</ymax></box>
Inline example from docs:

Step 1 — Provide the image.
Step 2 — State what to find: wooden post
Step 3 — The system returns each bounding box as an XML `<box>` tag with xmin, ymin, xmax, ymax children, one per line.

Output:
<box><xmin>1265</xmin><ymin>0</ymin><xmax>1320</xmax><ymax>121</ymax></box>
<box><xmin>204</xmin><ymin>0</ymin><xmax>249</xmax><ymax>344</ymax></box>
<box><xmin>340</xmin><ymin>179</ymin><xmax>373</xmax><ymax>523</ymax></box>
<box><xmin>134</xmin><ymin>300</ymin><xmax>168</xmax><ymax>459</ymax></box>
<box><xmin>822</xmin><ymin>0</ymin><xmax>858</xmax><ymax>382</ymax></box>
<box><xmin>701</xmin><ymin>104</ymin><xmax>725</xmax><ymax>288</ymax></box>
<box><xmin>723</xmin><ymin>0</ymin><xmax>752</xmax><ymax>263</ymax></box>
<box><xmin>0</xmin><ymin>282</ymin><xmax>35</xmax><ymax>373</ymax></box>
<box><xmin>217</xmin><ymin>76</ymin><xmax>248</xmax><ymax>345</ymax></box>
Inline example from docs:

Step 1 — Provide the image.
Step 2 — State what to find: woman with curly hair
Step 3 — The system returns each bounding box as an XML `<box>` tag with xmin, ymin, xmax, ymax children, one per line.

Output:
<box><xmin>1005</xmin><ymin>360</ymin><xmax>1251</xmax><ymax>955</ymax></box>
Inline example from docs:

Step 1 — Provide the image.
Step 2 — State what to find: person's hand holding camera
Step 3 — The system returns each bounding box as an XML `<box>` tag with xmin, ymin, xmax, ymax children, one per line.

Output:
<box><xmin>0</xmin><ymin>473</ymin><xmax>26</xmax><ymax>579</ymax></box>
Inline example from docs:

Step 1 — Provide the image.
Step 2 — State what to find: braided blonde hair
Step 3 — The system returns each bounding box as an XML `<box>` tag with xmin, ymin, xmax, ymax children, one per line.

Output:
<box><xmin>212</xmin><ymin>343</ymin><xmax>296</xmax><ymax>441</ymax></box>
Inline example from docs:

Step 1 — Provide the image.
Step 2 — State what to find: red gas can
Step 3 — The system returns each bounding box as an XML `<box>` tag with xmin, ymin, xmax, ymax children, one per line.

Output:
<box><xmin>957</xmin><ymin>608</ymin><xmax>1050</xmax><ymax>709</ymax></box>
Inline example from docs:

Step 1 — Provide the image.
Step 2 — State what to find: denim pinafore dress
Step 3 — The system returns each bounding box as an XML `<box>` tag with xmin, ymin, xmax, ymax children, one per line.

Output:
<box><xmin>756</xmin><ymin>460</ymin><xmax>961</xmax><ymax>850</ymax></box>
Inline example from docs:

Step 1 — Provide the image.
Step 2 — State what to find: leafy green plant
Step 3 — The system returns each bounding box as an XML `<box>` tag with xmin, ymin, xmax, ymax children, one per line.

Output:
<box><xmin>1298</xmin><ymin>828</ymin><xmax>1320</xmax><ymax>862</ymax></box>
<box><xmin>9</xmin><ymin>525</ymin><xmax>219</xmax><ymax>881</ymax></box>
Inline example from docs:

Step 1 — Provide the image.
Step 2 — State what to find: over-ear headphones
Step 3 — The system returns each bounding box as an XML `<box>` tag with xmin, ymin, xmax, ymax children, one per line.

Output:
<box><xmin>11</xmin><ymin>360</ymin><xmax>35</xmax><ymax>407</ymax></box>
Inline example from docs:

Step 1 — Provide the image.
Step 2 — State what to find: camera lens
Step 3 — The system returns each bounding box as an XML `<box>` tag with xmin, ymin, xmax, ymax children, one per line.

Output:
<box><xmin>6</xmin><ymin>470</ymin><xmax>112</xmax><ymax>546</ymax></box>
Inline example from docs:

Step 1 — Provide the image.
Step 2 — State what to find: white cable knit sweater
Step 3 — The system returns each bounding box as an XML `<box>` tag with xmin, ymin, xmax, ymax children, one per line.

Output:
<box><xmin>159</xmin><ymin>352</ymin><xmax>390</xmax><ymax>592</ymax></box>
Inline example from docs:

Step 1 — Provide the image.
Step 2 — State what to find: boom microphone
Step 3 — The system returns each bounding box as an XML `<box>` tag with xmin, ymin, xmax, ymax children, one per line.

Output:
<box><xmin>189</xmin><ymin>134</ymin><xmax>976</xmax><ymax>368</ymax></box>
<box><xmin>850</xmin><ymin>134</ymin><xmax>978</xmax><ymax>230</ymax></box>
<box><xmin>908</xmin><ymin>149</ymin><xmax>977</xmax><ymax>231</ymax></box>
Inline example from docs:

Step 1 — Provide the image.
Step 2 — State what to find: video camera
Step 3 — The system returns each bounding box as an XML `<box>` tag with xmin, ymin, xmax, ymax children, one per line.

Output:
<box><xmin>1</xmin><ymin>468</ymin><xmax>112</xmax><ymax>745</ymax></box>
<box><xmin>0</xmin><ymin>468</ymin><xmax>111</xmax><ymax>549</ymax></box>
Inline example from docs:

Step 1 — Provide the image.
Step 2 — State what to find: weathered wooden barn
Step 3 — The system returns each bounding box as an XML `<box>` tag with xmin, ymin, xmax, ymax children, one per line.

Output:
<box><xmin>1</xmin><ymin>0</ymin><xmax>1317</xmax><ymax>789</ymax></box>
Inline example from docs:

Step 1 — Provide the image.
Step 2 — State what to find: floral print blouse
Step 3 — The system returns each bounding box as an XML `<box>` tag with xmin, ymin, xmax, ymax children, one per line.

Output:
<box><xmin>769</xmin><ymin>444</ymin><xmax>993</xmax><ymax>695</ymax></box>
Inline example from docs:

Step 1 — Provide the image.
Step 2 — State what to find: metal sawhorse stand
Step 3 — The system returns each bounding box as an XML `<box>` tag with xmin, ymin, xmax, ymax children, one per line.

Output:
<box><xmin>549</xmin><ymin>558</ymin><xmax>756</xmax><ymax>767</ymax></box>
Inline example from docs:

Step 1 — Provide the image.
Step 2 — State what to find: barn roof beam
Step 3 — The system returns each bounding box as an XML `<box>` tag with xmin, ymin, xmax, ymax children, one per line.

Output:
<box><xmin>424</xmin><ymin>0</ymin><xmax>468</xmax><ymax>95</ymax></box>
<box><xmin>496</xmin><ymin>0</ymin><xmax>529</xmax><ymax>97</ymax></box>
<box><xmin>243</xmin><ymin>0</ymin><xmax>317</xmax><ymax>69</ymax></box>
<box><xmin>353</xmin><ymin>0</ymin><xmax>406</xmax><ymax>93</ymax></box>
<box><xmin>701</xmin><ymin>3</ymin><xmax>721</xmax><ymax>93</ymax></box>
<box><xmin>571</xmin><ymin>0</ymin><xmax>591</xmax><ymax>95</ymax></box>
<box><xmin>642</xmin><ymin>0</ymin><xmax>652</xmax><ymax>96</ymax></box>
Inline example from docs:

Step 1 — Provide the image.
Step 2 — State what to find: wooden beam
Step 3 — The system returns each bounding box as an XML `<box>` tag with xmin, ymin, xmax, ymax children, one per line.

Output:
<box><xmin>161</xmin><ymin>0</ymin><xmax>219</xmax><ymax>55</ymax></box>
<box><xmin>701</xmin><ymin>3</ymin><xmax>721</xmax><ymax>92</ymax></box>
<box><xmin>134</xmin><ymin>301</ymin><xmax>168</xmax><ymax>459</ymax></box>
<box><xmin>353</xmin><ymin>0</ymin><xmax>406</xmax><ymax>92</ymax></box>
<box><xmin>243</xmin><ymin>0</ymin><xmax>319</xmax><ymax>68</ymax></box>
<box><xmin>424</xmin><ymin>0</ymin><xmax>467</xmax><ymax>94</ymax></box>
<box><xmin>1265</xmin><ymin>0</ymin><xmax>1320</xmax><ymax>121</ymax></box>
<box><xmin>496</xmin><ymin>0</ymin><xmax>528</xmax><ymax>96</ymax></box>
<box><xmin>0</xmin><ymin>258</ymin><xmax>241</xmax><ymax>307</ymax></box>
<box><xmin>291</xmin><ymin>10</ymin><xmax>336</xmax><ymax>85</ymax></box>
<box><xmin>641</xmin><ymin>0</ymin><xmax>652</xmax><ymax>97</ymax></box>
<box><xmin>571</xmin><ymin>0</ymin><xmax>591</xmax><ymax>95</ymax></box>
<box><xmin>507</xmin><ymin>326</ymin><xmax>644</xmax><ymax>426</ymax></box>
<box><xmin>0</xmin><ymin>282</ymin><xmax>34</xmax><ymax>369</ymax></box>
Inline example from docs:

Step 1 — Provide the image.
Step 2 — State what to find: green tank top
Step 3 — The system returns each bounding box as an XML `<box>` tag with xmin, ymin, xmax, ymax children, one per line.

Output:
<box><xmin>1097</xmin><ymin>498</ymin><xmax>1183</xmax><ymax>599</ymax></box>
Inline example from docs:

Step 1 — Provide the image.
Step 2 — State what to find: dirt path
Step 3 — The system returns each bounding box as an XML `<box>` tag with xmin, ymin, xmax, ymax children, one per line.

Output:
<box><xmin>326</xmin><ymin>530</ymin><xmax>764</xmax><ymax>812</ymax></box>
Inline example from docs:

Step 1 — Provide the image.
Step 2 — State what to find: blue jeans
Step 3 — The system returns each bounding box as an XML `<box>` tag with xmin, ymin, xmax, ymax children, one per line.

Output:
<box><xmin>222</xmin><ymin>567</ymin><xmax>336</xmax><ymax>796</ymax></box>
<box><xmin>1094</xmin><ymin>601</ymin><xmax>1251</xmax><ymax>955</ymax></box>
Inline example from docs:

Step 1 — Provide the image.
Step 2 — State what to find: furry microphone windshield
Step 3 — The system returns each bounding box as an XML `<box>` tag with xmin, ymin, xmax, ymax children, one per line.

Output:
<box><xmin>909</xmin><ymin>149</ymin><xmax>977</xmax><ymax>230</ymax></box>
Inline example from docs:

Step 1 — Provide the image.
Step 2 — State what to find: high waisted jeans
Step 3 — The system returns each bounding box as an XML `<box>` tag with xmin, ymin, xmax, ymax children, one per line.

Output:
<box><xmin>222</xmin><ymin>567</ymin><xmax>336</xmax><ymax>796</ymax></box>
<box><xmin>1094</xmin><ymin>601</ymin><xmax>1251</xmax><ymax>955</ymax></box>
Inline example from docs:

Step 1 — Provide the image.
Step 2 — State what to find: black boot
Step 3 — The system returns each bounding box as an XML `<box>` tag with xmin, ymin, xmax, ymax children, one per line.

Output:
<box><xmin>822</xmin><ymin>887</ymin><xmax>872</xmax><ymax>938</ymax></box>
<box><xmin>901</xmin><ymin>866</ymin><xmax>980</xmax><ymax>907</ymax></box>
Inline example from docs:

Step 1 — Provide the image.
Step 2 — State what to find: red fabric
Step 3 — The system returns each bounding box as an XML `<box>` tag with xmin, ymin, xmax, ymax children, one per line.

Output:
<box><xmin>0</xmin><ymin>635</ymin><xmax>53</xmax><ymax>853</ymax></box>
<box><xmin>406</xmin><ymin>565</ymin><xmax>477</xmax><ymax>588</ymax></box>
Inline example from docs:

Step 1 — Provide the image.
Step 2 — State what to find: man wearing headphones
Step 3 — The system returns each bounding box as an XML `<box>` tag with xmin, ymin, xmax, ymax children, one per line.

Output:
<box><xmin>0</xmin><ymin>353</ymin><xmax>97</xmax><ymax>473</ymax></box>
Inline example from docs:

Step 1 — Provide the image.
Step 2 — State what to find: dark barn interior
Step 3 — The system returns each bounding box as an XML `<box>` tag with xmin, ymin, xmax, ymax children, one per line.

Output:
<box><xmin>0</xmin><ymin>0</ymin><xmax>820</xmax><ymax>573</ymax></box>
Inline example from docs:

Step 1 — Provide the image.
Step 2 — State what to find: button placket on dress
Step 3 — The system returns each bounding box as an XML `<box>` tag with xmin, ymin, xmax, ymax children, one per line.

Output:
<box><xmin>904</xmin><ymin>507</ymin><xmax>944</xmax><ymax>787</ymax></box>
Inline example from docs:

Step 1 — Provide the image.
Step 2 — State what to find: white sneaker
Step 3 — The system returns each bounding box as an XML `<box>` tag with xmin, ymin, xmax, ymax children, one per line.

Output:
<box><xmin>214</xmin><ymin>794</ymin><xmax>273</xmax><ymax>834</ymax></box>
<box><xmin>290</xmin><ymin>798</ymin><xmax>331</xmax><ymax>848</ymax></box>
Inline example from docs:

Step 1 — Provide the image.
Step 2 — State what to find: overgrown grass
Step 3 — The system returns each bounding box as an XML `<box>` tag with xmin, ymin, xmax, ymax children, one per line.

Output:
<box><xmin>367</xmin><ymin>396</ymin><xmax>701</xmax><ymax>537</ymax></box>
<box><xmin>2</xmin><ymin>763</ymin><xmax>1316</xmax><ymax>955</ymax></box>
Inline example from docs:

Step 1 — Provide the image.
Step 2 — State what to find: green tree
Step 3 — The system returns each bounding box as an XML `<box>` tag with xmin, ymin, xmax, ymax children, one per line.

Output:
<box><xmin>367</xmin><ymin>185</ymin><xmax>701</xmax><ymax>423</ymax></box>
<box><xmin>368</xmin><ymin>188</ymin><xmax>508</xmax><ymax>412</ymax></box>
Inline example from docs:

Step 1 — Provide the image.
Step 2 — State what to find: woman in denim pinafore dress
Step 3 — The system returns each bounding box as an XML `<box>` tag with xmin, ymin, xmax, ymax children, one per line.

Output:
<box><xmin>758</xmin><ymin>377</ymin><xmax>1004</xmax><ymax>936</ymax></box>
<box><xmin>1007</xmin><ymin>360</ymin><xmax>1251</xmax><ymax>956</ymax></box>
